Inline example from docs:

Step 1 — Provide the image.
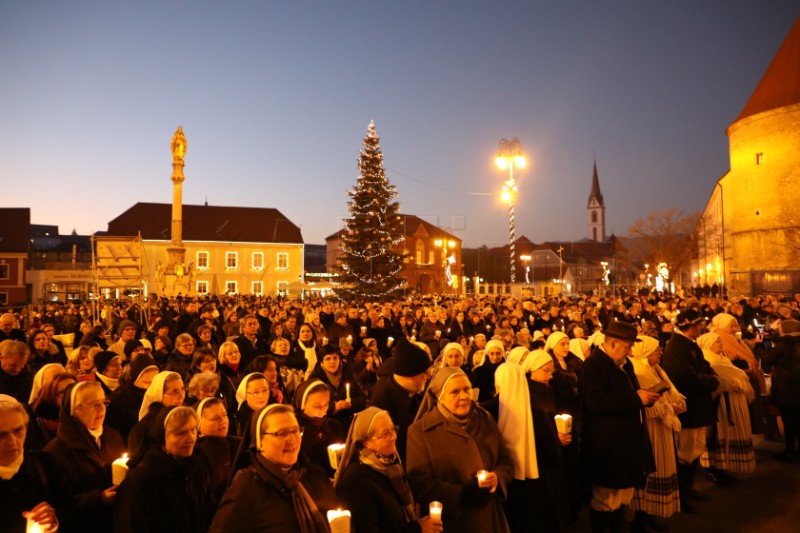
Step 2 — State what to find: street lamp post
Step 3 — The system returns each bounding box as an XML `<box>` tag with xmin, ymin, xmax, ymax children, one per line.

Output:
<box><xmin>495</xmin><ymin>137</ymin><xmax>526</xmax><ymax>284</ymax></box>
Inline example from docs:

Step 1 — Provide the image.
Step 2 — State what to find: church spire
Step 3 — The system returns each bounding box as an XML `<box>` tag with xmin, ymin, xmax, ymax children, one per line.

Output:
<box><xmin>587</xmin><ymin>159</ymin><xmax>606</xmax><ymax>242</ymax></box>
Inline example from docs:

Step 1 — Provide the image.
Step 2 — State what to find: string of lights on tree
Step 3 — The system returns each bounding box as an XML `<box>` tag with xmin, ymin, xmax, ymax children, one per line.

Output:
<box><xmin>337</xmin><ymin>121</ymin><xmax>407</xmax><ymax>298</ymax></box>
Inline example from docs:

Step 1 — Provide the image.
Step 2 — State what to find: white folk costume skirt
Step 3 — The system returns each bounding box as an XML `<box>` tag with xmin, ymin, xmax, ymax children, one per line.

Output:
<box><xmin>701</xmin><ymin>391</ymin><xmax>756</xmax><ymax>474</ymax></box>
<box><xmin>631</xmin><ymin>416</ymin><xmax>680</xmax><ymax>517</ymax></box>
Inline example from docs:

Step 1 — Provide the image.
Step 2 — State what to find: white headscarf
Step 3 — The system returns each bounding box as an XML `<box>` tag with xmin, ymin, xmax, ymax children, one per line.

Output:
<box><xmin>506</xmin><ymin>346</ymin><xmax>529</xmax><ymax>365</ymax></box>
<box><xmin>698</xmin><ymin>332</ymin><xmax>754</xmax><ymax>400</ymax></box>
<box><xmin>544</xmin><ymin>331</ymin><xmax>569</xmax><ymax>353</ymax></box>
<box><xmin>521</xmin><ymin>349</ymin><xmax>553</xmax><ymax>374</ymax></box>
<box><xmin>439</xmin><ymin>342</ymin><xmax>465</xmax><ymax>367</ymax></box>
<box><xmin>28</xmin><ymin>363</ymin><xmax>66</xmax><ymax>404</ymax></box>
<box><xmin>569</xmin><ymin>338</ymin><xmax>589</xmax><ymax>360</ymax></box>
<box><xmin>475</xmin><ymin>339</ymin><xmax>505</xmax><ymax>368</ymax></box>
<box><xmin>138</xmin><ymin>371</ymin><xmax>181</xmax><ymax>420</ymax></box>
<box><xmin>236</xmin><ymin>372</ymin><xmax>267</xmax><ymax>409</ymax></box>
<box><xmin>495</xmin><ymin>363</ymin><xmax>538</xmax><ymax>480</ymax></box>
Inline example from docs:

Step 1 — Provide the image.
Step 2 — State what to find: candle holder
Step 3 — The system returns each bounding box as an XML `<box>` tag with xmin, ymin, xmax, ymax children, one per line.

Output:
<box><xmin>112</xmin><ymin>453</ymin><xmax>130</xmax><ymax>485</ymax></box>
<box><xmin>555</xmin><ymin>414</ymin><xmax>573</xmax><ymax>434</ymax></box>
<box><xmin>327</xmin><ymin>443</ymin><xmax>346</xmax><ymax>471</ymax></box>
<box><xmin>327</xmin><ymin>509</ymin><xmax>351</xmax><ymax>533</ymax></box>
<box><xmin>429</xmin><ymin>501</ymin><xmax>443</xmax><ymax>521</ymax></box>
<box><xmin>477</xmin><ymin>469</ymin><xmax>489</xmax><ymax>488</ymax></box>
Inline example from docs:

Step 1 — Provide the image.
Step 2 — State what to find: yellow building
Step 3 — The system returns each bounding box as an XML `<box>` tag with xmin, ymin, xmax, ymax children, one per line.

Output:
<box><xmin>697</xmin><ymin>17</ymin><xmax>800</xmax><ymax>295</ymax></box>
<box><xmin>100</xmin><ymin>203</ymin><xmax>304</xmax><ymax>297</ymax></box>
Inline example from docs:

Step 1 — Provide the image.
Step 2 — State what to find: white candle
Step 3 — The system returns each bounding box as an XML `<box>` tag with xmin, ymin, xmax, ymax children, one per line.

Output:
<box><xmin>327</xmin><ymin>443</ymin><xmax>346</xmax><ymax>470</ymax></box>
<box><xmin>26</xmin><ymin>518</ymin><xmax>44</xmax><ymax>533</ymax></box>
<box><xmin>327</xmin><ymin>509</ymin><xmax>351</xmax><ymax>533</ymax></box>
<box><xmin>323</xmin><ymin>336</ymin><xmax>328</xmax><ymax>345</ymax></box>
<box><xmin>361</xmin><ymin>326</ymin><xmax>367</xmax><ymax>333</ymax></box>
<box><xmin>112</xmin><ymin>453</ymin><xmax>129</xmax><ymax>485</ymax></box>
<box><xmin>555</xmin><ymin>414</ymin><xmax>573</xmax><ymax>434</ymax></box>
<box><xmin>387</xmin><ymin>336</ymin><xmax>394</xmax><ymax>346</ymax></box>
<box><xmin>429</xmin><ymin>501</ymin><xmax>443</xmax><ymax>521</ymax></box>
<box><xmin>345</xmin><ymin>383</ymin><xmax>351</xmax><ymax>402</ymax></box>
<box><xmin>347</xmin><ymin>335</ymin><xmax>353</xmax><ymax>343</ymax></box>
<box><xmin>477</xmin><ymin>469</ymin><xmax>489</xmax><ymax>487</ymax></box>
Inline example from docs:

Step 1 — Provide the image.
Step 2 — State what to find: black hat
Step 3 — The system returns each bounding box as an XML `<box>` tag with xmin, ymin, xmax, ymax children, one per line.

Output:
<box><xmin>94</xmin><ymin>351</ymin><xmax>120</xmax><ymax>374</ymax></box>
<box><xmin>676</xmin><ymin>310</ymin><xmax>705</xmax><ymax>328</ymax></box>
<box><xmin>129</xmin><ymin>353</ymin><xmax>158</xmax><ymax>383</ymax></box>
<box><xmin>603</xmin><ymin>322</ymin><xmax>641</xmax><ymax>343</ymax></box>
<box><xmin>124</xmin><ymin>339</ymin><xmax>144</xmax><ymax>359</ymax></box>
<box><xmin>393</xmin><ymin>338</ymin><xmax>432</xmax><ymax>377</ymax></box>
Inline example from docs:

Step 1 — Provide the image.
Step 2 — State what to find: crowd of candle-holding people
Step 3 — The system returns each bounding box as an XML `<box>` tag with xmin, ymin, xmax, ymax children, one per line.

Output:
<box><xmin>1</xmin><ymin>290</ymin><xmax>799</xmax><ymax>533</ymax></box>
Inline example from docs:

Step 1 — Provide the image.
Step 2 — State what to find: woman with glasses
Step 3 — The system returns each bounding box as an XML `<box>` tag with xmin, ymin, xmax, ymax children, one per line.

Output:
<box><xmin>209</xmin><ymin>404</ymin><xmax>340</xmax><ymax>533</ymax></box>
<box><xmin>335</xmin><ymin>406</ymin><xmax>443</xmax><ymax>533</ymax></box>
<box><xmin>308</xmin><ymin>345</ymin><xmax>367</xmax><ymax>428</ymax></box>
<box><xmin>293</xmin><ymin>379</ymin><xmax>345</xmax><ymax>477</ymax></box>
<box><xmin>127</xmin><ymin>371</ymin><xmax>186</xmax><ymax>463</ymax></box>
<box><xmin>233</xmin><ymin>372</ymin><xmax>270</xmax><ymax>437</ymax></box>
<box><xmin>44</xmin><ymin>381</ymin><xmax>125</xmax><ymax>532</ymax></box>
<box><xmin>115</xmin><ymin>406</ymin><xmax>215</xmax><ymax>533</ymax></box>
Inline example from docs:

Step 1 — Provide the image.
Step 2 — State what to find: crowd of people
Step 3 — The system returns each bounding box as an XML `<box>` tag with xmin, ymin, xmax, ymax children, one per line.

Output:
<box><xmin>1</xmin><ymin>289</ymin><xmax>799</xmax><ymax>532</ymax></box>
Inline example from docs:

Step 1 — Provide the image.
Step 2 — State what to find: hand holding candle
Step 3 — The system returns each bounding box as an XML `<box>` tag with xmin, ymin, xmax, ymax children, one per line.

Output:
<box><xmin>429</xmin><ymin>501</ymin><xmax>443</xmax><ymax>521</ymax></box>
<box><xmin>327</xmin><ymin>443</ymin><xmax>346</xmax><ymax>470</ymax></box>
<box><xmin>326</xmin><ymin>509</ymin><xmax>351</xmax><ymax>533</ymax></box>
<box><xmin>476</xmin><ymin>469</ymin><xmax>498</xmax><ymax>492</ymax></box>
<box><xmin>554</xmin><ymin>414</ymin><xmax>573</xmax><ymax>434</ymax></box>
<box><xmin>345</xmin><ymin>383</ymin><xmax>351</xmax><ymax>403</ymax></box>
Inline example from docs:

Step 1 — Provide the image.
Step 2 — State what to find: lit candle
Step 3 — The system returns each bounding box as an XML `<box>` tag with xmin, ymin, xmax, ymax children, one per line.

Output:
<box><xmin>361</xmin><ymin>326</ymin><xmax>367</xmax><ymax>334</ymax></box>
<box><xmin>435</xmin><ymin>330</ymin><xmax>441</xmax><ymax>337</ymax></box>
<box><xmin>26</xmin><ymin>518</ymin><xmax>44</xmax><ymax>533</ymax></box>
<box><xmin>323</xmin><ymin>336</ymin><xmax>328</xmax><ymax>345</ymax></box>
<box><xmin>387</xmin><ymin>336</ymin><xmax>394</xmax><ymax>346</ymax></box>
<box><xmin>477</xmin><ymin>469</ymin><xmax>489</xmax><ymax>487</ymax></box>
<box><xmin>555</xmin><ymin>414</ymin><xmax>573</xmax><ymax>434</ymax></box>
<box><xmin>326</xmin><ymin>509</ymin><xmax>351</xmax><ymax>533</ymax></box>
<box><xmin>347</xmin><ymin>335</ymin><xmax>353</xmax><ymax>343</ymax></box>
<box><xmin>469</xmin><ymin>336</ymin><xmax>474</xmax><ymax>345</ymax></box>
<box><xmin>486</xmin><ymin>325</ymin><xmax>491</xmax><ymax>331</ymax></box>
<box><xmin>429</xmin><ymin>501</ymin><xmax>443</xmax><ymax>521</ymax></box>
<box><xmin>345</xmin><ymin>383</ymin><xmax>351</xmax><ymax>402</ymax></box>
<box><xmin>327</xmin><ymin>443</ymin><xmax>346</xmax><ymax>470</ymax></box>
<box><xmin>112</xmin><ymin>453</ymin><xmax>129</xmax><ymax>485</ymax></box>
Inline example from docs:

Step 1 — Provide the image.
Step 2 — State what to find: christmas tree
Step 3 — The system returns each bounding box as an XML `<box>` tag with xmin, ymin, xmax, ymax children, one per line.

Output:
<box><xmin>337</xmin><ymin>121</ymin><xmax>406</xmax><ymax>299</ymax></box>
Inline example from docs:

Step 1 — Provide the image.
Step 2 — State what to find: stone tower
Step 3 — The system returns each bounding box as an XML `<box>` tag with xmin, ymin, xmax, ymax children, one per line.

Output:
<box><xmin>165</xmin><ymin>126</ymin><xmax>188</xmax><ymax>294</ymax></box>
<box><xmin>587</xmin><ymin>161</ymin><xmax>606</xmax><ymax>242</ymax></box>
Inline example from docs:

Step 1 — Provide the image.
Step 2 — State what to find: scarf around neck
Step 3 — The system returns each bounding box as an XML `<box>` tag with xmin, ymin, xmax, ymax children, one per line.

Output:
<box><xmin>299</xmin><ymin>341</ymin><xmax>318</xmax><ymax>373</ymax></box>
<box><xmin>359</xmin><ymin>447</ymin><xmax>416</xmax><ymax>523</ymax></box>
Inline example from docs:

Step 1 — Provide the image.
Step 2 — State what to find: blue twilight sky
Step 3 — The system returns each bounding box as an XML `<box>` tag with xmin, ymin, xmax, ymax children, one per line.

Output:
<box><xmin>1</xmin><ymin>1</ymin><xmax>798</xmax><ymax>248</ymax></box>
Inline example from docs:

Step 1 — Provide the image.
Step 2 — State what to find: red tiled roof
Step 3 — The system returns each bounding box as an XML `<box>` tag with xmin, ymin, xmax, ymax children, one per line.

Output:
<box><xmin>734</xmin><ymin>17</ymin><xmax>800</xmax><ymax>124</ymax></box>
<box><xmin>106</xmin><ymin>203</ymin><xmax>303</xmax><ymax>244</ymax></box>
<box><xmin>325</xmin><ymin>214</ymin><xmax>460</xmax><ymax>243</ymax></box>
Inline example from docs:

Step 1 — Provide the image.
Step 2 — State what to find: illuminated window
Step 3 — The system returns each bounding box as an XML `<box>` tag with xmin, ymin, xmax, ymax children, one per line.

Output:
<box><xmin>756</xmin><ymin>152</ymin><xmax>764</xmax><ymax>165</ymax></box>
<box><xmin>196</xmin><ymin>281</ymin><xmax>209</xmax><ymax>294</ymax></box>
<box><xmin>226</xmin><ymin>252</ymin><xmax>238</xmax><ymax>270</ymax></box>
<box><xmin>252</xmin><ymin>252</ymin><xmax>264</xmax><ymax>270</ymax></box>
<box><xmin>415</xmin><ymin>241</ymin><xmax>425</xmax><ymax>264</ymax></box>
<box><xmin>277</xmin><ymin>281</ymin><xmax>288</xmax><ymax>295</ymax></box>
<box><xmin>252</xmin><ymin>281</ymin><xmax>263</xmax><ymax>295</ymax></box>
<box><xmin>277</xmin><ymin>252</ymin><xmax>289</xmax><ymax>271</ymax></box>
<box><xmin>196</xmin><ymin>251</ymin><xmax>209</xmax><ymax>269</ymax></box>
<box><xmin>226</xmin><ymin>281</ymin><xmax>238</xmax><ymax>294</ymax></box>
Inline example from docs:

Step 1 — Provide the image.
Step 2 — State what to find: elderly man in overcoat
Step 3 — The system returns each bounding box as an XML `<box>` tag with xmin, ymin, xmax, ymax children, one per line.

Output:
<box><xmin>579</xmin><ymin>322</ymin><xmax>660</xmax><ymax>533</ymax></box>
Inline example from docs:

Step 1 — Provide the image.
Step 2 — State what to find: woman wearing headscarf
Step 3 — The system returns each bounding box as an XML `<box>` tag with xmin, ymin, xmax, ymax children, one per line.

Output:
<box><xmin>26</xmin><ymin>369</ymin><xmax>75</xmax><ymax>451</ymax></box>
<box><xmin>127</xmin><ymin>371</ymin><xmax>186</xmax><ymax>463</ymax></box>
<box><xmin>712</xmin><ymin>313</ymin><xmax>767</xmax><ymax>434</ymax></box>
<box><xmin>233</xmin><ymin>372</ymin><xmax>270</xmax><ymax>437</ymax></box>
<box><xmin>194</xmin><ymin>397</ymin><xmax>240</xmax><ymax>508</ymax></box>
<box><xmin>307</xmin><ymin>345</ymin><xmax>367</xmax><ymax>428</ymax></box>
<box><xmin>44</xmin><ymin>381</ymin><xmax>126</xmax><ymax>532</ymax></box>
<box><xmin>521</xmin><ymin>350</ymin><xmax>570</xmax><ymax>532</ymax></box>
<box><xmin>628</xmin><ymin>335</ymin><xmax>685</xmax><ymax>532</ymax></box>
<box><xmin>0</xmin><ymin>394</ymin><xmax>72</xmax><ymax>533</ymax></box>
<box><xmin>114</xmin><ymin>406</ymin><xmax>215</xmax><ymax>533</ymax></box>
<box><xmin>406</xmin><ymin>367</ymin><xmax>514</xmax><ymax>533</ymax></box>
<box><xmin>494</xmin><ymin>362</ymin><xmax>540</xmax><ymax>532</ymax></box>
<box><xmin>93</xmin><ymin>351</ymin><xmax>124</xmax><ymax>398</ymax></box>
<box><xmin>209</xmin><ymin>404</ymin><xmax>340</xmax><ymax>533</ymax></box>
<box><xmin>697</xmin><ymin>332</ymin><xmax>756</xmax><ymax>483</ymax></box>
<box><xmin>293</xmin><ymin>379</ymin><xmax>346</xmax><ymax>477</ymax></box>
<box><xmin>334</xmin><ymin>407</ymin><xmax>443</xmax><ymax>533</ymax></box>
<box><xmin>505</xmin><ymin>346</ymin><xmax>529</xmax><ymax>366</ymax></box>
<box><xmin>471</xmin><ymin>339</ymin><xmax>505</xmax><ymax>403</ymax></box>
<box><xmin>105</xmin><ymin>355</ymin><xmax>159</xmax><ymax>443</ymax></box>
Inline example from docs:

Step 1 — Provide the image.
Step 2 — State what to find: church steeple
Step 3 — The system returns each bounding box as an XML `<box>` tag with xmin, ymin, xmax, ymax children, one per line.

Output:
<box><xmin>587</xmin><ymin>160</ymin><xmax>606</xmax><ymax>242</ymax></box>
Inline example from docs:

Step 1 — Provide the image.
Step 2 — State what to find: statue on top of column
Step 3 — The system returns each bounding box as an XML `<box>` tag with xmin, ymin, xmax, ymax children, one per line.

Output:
<box><xmin>171</xmin><ymin>126</ymin><xmax>187</xmax><ymax>161</ymax></box>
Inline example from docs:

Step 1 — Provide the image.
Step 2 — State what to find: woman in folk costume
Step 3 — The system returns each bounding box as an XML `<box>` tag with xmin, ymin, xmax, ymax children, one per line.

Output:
<box><xmin>334</xmin><ymin>406</ymin><xmax>443</xmax><ymax>533</ymax></box>
<box><xmin>628</xmin><ymin>335</ymin><xmax>685</xmax><ymax>532</ymax></box>
<box><xmin>494</xmin><ymin>362</ymin><xmax>541</xmax><ymax>532</ymax></box>
<box><xmin>711</xmin><ymin>313</ymin><xmax>767</xmax><ymax>434</ymax></box>
<box><xmin>406</xmin><ymin>366</ymin><xmax>514</xmax><ymax>533</ymax></box>
<box><xmin>697</xmin><ymin>332</ymin><xmax>756</xmax><ymax>482</ymax></box>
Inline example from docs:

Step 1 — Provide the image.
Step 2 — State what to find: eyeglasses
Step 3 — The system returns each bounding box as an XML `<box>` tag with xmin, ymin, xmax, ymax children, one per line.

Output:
<box><xmin>369</xmin><ymin>425</ymin><xmax>399</xmax><ymax>441</ymax></box>
<box><xmin>262</xmin><ymin>427</ymin><xmax>303</xmax><ymax>440</ymax></box>
<box><xmin>77</xmin><ymin>399</ymin><xmax>110</xmax><ymax>411</ymax></box>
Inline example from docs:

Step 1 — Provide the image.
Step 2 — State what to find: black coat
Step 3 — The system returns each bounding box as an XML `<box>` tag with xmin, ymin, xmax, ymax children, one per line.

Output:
<box><xmin>297</xmin><ymin>412</ymin><xmax>345</xmax><ymax>478</ymax></box>
<box><xmin>763</xmin><ymin>334</ymin><xmax>800</xmax><ymax>408</ymax></box>
<box><xmin>44</xmin><ymin>418</ymin><xmax>126</xmax><ymax>533</ymax></box>
<box><xmin>336</xmin><ymin>461</ymin><xmax>421</xmax><ymax>533</ymax></box>
<box><xmin>233</xmin><ymin>335</ymin><xmax>270</xmax><ymax>373</ymax></box>
<box><xmin>661</xmin><ymin>332</ymin><xmax>719</xmax><ymax>428</ymax></box>
<box><xmin>114</xmin><ymin>447</ymin><xmax>214</xmax><ymax>533</ymax></box>
<box><xmin>0</xmin><ymin>451</ymin><xmax>76</xmax><ymax>533</ymax></box>
<box><xmin>105</xmin><ymin>383</ymin><xmax>147</xmax><ymax>444</ymax></box>
<box><xmin>578</xmin><ymin>347</ymin><xmax>654</xmax><ymax>489</ymax></box>
<box><xmin>369</xmin><ymin>377</ymin><xmax>423</xmax><ymax>464</ymax></box>
<box><xmin>0</xmin><ymin>365</ymin><xmax>33</xmax><ymax>405</ymax></box>
<box><xmin>209</xmin><ymin>455</ymin><xmax>340</xmax><ymax>533</ymax></box>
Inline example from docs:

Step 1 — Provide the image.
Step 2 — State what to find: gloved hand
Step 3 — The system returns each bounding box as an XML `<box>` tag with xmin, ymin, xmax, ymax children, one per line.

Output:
<box><xmin>459</xmin><ymin>476</ymin><xmax>491</xmax><ymax>507</ymax></box>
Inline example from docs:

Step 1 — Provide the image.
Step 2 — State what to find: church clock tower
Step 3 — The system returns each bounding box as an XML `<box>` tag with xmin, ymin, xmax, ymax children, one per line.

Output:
<box><xmin>587</xmin><ymin>160</ymin><xmax>606</xmax><ymax>242</ymax></box>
